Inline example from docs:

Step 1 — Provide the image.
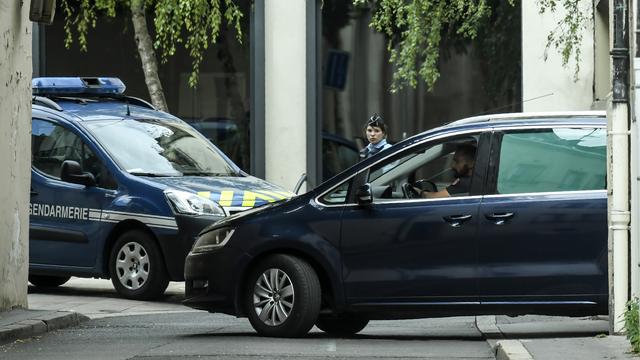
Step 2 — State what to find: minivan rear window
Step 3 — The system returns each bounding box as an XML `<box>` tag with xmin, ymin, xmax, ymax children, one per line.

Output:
<box><xmin>497</xmin><ymin>128</ymin><xmax>606</xmax><ymax>194</ymax></box>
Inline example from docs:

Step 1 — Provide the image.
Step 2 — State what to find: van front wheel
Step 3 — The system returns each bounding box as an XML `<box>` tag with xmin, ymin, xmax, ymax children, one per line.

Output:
<box><xmin>244</xmin><ymin>254</ymin><xmax>321</xmax><ymax>337</ymax></box>
<box><xmin>109</xmin><ymin>229</ymin><xmax>168</xmax><ymax>300</ymax></box>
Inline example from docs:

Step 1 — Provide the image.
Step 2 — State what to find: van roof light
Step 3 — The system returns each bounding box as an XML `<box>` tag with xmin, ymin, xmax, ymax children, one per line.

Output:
<box><xmin>32</xmin><ymin>77</ymin><xmax>126</xmax><ymax>95</ymax></box>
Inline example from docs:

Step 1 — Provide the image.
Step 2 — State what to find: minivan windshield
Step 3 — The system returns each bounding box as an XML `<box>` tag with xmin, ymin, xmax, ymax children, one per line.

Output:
<box><xmin>84</xmin><ymin>118</ymin><xmax>238</xmax><ymax>177</ymax></box>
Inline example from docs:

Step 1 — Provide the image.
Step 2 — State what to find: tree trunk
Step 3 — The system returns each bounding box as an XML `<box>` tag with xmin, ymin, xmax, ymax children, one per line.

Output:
<box><xmin>130</xmin><ymin>0</ymin><xmax>168</xmax><ymax>112</ymax></box>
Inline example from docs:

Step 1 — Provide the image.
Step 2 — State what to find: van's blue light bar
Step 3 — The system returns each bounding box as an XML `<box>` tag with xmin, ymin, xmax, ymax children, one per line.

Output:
<box><xmin>32</xmin><ymin>77</ymin><xmax>126</xmax><ymax>95</ymax></box>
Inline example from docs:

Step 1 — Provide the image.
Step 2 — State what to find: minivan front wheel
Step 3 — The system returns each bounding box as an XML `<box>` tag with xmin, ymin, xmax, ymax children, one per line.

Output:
<box><xmin>244</xmin><ymin>254</ymin><xmax>321</xmax><ymax>337</ymax></box>
<box><xmin>109</xmin><ymin>229</ymin><xmax>169</xmax><ymax>300</ymax></box>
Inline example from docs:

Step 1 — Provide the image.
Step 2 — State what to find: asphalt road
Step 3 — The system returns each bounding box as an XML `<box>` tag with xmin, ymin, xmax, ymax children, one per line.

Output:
<box><xmin>0</xmin><ymin>278</ymin><xmax>495</xmax><ymax>359</ymax></box>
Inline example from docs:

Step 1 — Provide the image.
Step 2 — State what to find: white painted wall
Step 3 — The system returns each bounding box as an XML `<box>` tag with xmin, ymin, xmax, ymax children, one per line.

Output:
<box><xmin>0</xmin><ymin>0</ymin><xmax>32</xmax><ymax>311</ymax></box>
<box><xmin>264</xmin><ymin>0</ymin><xmax>307</xmax><ymax>191</ymax></box>
<box><xmin>522</xmin><ymin>1</ymin><xmax>596</xmax><ymax>111</ymax></box>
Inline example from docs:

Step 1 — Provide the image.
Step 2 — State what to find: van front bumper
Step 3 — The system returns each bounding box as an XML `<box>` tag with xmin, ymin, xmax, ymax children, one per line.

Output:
<box><xmin>183</xmin><ymin>245</ymin><xmax>252</xmax><ymax>316</ymax></box>
<box><xmin>157</xmin><ymin>214</ymin><xmax>223</xmax><ymax>281</ymax></box>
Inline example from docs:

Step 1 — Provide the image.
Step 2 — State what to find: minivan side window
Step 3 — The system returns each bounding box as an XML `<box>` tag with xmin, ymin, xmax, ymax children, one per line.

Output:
<box><xmin>496</xmin><ymin>128</ymin><xmax>606</xmax><ymax>194</ymax></box>
<box><xmin>366</xmin><ymin>136</ymin><xmax>478</xmax><ymax>201</ymax></box>
<box><xmin>319</xmin><ymin>179</ymin><xmax>352</xmax><ymax>205</ymax></box>
<box><xmin>32</xmin><ymin>119</ymin><xmax>117</xmax><ymax>189</ymax></box>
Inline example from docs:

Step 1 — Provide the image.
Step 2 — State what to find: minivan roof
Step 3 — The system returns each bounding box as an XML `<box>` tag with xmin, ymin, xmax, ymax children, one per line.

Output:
<box><xmin>446</xmin><ymin>110</ymin><xmax>606</xmax><ymax>127</ymax></box>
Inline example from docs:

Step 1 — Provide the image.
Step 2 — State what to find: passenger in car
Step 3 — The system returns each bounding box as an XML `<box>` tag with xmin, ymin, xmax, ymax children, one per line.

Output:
<box><xmin>359</xmin><ymin>113</ymin><xmax>392</xmax><ymax>160</ymax></box>
<box><xmin>416</xmin><ymin>143</ymin><xmax>476</xmax><ymax>198</ymax></box>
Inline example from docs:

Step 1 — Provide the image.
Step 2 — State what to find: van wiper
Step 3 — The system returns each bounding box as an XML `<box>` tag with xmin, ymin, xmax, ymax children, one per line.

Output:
<box><xmin>129</xmin><ymin>171</ymin><xmax>175</xmax><ymax>177</ymax></box>
<box><xmin>181</xmin><ymin>171</ymin><xmax>234</xmax><ymax>176</ymax></box>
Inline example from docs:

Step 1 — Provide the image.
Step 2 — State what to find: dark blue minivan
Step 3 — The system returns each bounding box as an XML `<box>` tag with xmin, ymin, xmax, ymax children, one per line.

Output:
<box><xmin>29</xmin><ymin>77</ymin><xmax>292</xmax><ymax>300</ymax></box>
<box><xmin>184</xmin><ymin>111</ymin><xmax>608</xmax><ymax>337</ymax></box>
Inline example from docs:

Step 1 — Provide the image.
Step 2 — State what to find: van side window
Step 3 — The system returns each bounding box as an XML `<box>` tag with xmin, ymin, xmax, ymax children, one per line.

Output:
<box><xmin>365</xmin><ymin>137</ymin><xmax>479</xmax><ymax>201</ymax></box>
<box><xmin>496</xmin><ymin>128</ymin><xmax>606</xmax><ymax>194</ymax></box>
<box><xmin>32</xmin><ymin>119</ymin><xmax>117</xmax><ymax>189</ymax></box>
<box><xmin>319</xmin><ymin>179</ymin><xmax>352</xmax><ymax>205</ymax></box>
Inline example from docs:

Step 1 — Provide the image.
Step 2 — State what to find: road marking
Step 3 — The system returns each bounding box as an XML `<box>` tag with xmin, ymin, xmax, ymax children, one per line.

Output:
<box><xmin>326</xmin><ymin>340</ymin><xmax>336</xmax><ymax>352</ymax></box>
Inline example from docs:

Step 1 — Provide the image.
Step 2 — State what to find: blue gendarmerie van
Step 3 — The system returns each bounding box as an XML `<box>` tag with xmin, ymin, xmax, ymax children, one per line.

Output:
<box><xmin>29</xmin><ymin>77</ymin><xmax>292</xmax><ymax>300</ymax></box>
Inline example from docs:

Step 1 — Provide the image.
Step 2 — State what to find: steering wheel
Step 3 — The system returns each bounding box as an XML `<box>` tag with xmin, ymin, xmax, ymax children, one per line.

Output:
<box><xmin>415</xmin><ymin>179</ymin><xmax>438</xmax><ymax>193</ymax></box>
<box><xmin>402</xmin><ymin>183</ymin><xmax>421</xmax><ymax>199</ymax></box>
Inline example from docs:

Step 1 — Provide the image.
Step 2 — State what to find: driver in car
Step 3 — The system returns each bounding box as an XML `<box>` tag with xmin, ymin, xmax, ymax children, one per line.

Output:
<box><xmin>414</xmin><ymin>144</ymin><xmax>476</xmax><ymax>198</ymax></box>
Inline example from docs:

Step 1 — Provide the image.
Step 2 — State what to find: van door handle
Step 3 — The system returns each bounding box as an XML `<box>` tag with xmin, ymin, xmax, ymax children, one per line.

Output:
<box><xmin>30</xmin><ymin>188</ymin><xmax>38</xmax><ymax>197</ymax></box>
<box><xmin>443</xmin><ymin>214</ymin><xmax>472</xmax><ymax>227</ymax></box>
<box><xmin>485</xmin><ymin>212</ymin><xmax>514</xmax><ymax>225</ymax></box>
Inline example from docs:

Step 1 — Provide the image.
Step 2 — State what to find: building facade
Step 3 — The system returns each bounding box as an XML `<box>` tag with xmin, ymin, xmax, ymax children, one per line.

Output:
<box><xmin>0</xmin><ymin>0</ymin><xmax>32</xmax><ymax>311</ymax></box>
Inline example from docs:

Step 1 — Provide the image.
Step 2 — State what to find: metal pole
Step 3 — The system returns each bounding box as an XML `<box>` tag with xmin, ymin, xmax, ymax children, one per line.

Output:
<box><xmin>630</xmin><ymin>0</ymin><xmax>640</xmax><ymax>303</ymax></box>
<box><xmin>609</xmin><ymin>0</ymin><xmax>631</xmax><ymax>334</ymax></box>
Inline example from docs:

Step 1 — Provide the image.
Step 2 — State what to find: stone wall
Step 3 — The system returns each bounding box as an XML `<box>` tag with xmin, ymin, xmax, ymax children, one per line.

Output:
<box><xmin>0</xmin><ymin>0</ymin><xmax>32</xmax><ymax>311</ymax></box>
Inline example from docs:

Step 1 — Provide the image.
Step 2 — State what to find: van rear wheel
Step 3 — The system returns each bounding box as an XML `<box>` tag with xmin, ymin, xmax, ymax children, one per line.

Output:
<box><xmin>28</xmin><ymin>275</ymin><xmax>71</xmax><ymax>287</ymax></box>
<box><xmin>109</xmin><ymin>229</ymin><xmax>168</xmax><ymax>300</ymax></box>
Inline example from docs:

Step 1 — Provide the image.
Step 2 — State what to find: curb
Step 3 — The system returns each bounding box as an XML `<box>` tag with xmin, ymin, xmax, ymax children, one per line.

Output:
<box><xmin>495</xmin><ymin>340</ymin><xmax>534</xmax><ymax>360</ymax></box>
<box><xmin>0</xmin><ymin>311</ymin><xmax>89</xmax><ymax>345</ymax></box>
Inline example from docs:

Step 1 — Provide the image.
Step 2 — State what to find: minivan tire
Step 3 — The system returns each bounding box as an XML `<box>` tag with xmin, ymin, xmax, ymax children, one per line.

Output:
<box><xmin>28</xmin><ymin>275</ymin><xmax>71</xmax><ymax>287</ymax></box>
<box><xmin>244</xmin><ymin>254</ymin><xmax>321</xmax><ymax>337</ymax></box>
<box><xmin>109</xmin><ymin>229</ymin><xmax>169</xmax><ymax>300</ymax></box>
<box><xmin>315</xmin><ymin>313</ymin><xmax>369</xmax><ymax>336</ymax></box>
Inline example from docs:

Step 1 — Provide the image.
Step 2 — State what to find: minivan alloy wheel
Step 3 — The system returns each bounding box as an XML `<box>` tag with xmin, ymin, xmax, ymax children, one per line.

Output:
<box><xmin>253</xmin><ymin>268</ymin><xmax>295</xmax><ymax>326</ymax></box>
<box><xmin>244</xmin><ymin>254</ymin><xmax>320</xmax><ymax>337</ymax></box>
<box><xmin>115</xmin><ymin>241</ymin><xmax>150</xmax><ymax>290</ymax></box>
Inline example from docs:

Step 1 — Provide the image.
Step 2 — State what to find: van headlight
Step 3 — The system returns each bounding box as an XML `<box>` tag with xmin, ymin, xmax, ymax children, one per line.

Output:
<box><xmin>165</xmin><ymin>190</ymin><xmax>226</xmax><ymax>216</ymax></box>
<box><xmin>192</xmin><ymin>227</ymin><xmax>235</xmax><ymax>253</ymax></box>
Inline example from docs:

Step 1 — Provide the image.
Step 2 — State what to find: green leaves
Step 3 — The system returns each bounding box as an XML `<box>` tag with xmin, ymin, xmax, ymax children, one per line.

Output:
<box><xmin>624</xmin><ymin>298</ymin><xmax>640</xmax><ymax>353</ymax></box>
<box><xmin>61</xmin><ymin>0</ymin><xmax>117</xmax><ymax>51</ymax></box>
<box><xmin>537</xmin><ymin>0</ymin><xmax>588</xmax><ymax>80</ymax></box>
<box><xmin>153</xmin><ymin>0</ymin><xmax>243</xmax><ymax>87</ymax></box>
<box><xmin>60</xmin><ymin>0</ymin><xmax>243</xmax><ymax>88</ymax></box>
<box><xmin>359</xmin><ymin>0</ymin><xmax>586</xmax><ymax>92</ymax></box>
<box><xmin>358</xmin><ymin>0</ymin><xmax>491</xmax><ymax>92</ymax></box>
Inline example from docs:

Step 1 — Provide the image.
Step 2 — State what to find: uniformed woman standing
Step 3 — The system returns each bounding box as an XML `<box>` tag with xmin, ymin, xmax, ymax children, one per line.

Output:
<box><xmin>359</xmin><ymin>113</ymin><xmax>392</xmax><ymax>160</ymax></box>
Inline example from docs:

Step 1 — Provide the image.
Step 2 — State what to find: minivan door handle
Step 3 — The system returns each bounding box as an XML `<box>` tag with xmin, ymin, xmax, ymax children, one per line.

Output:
<box><xmin>443</xmin><ymin>214</ymin><xmax>472</xmax><ymax>227</ymax></box>
<box><xmin>485</xmin><ymin>212</ymin><xmax>514</xmax><ymax>225</ymax></box>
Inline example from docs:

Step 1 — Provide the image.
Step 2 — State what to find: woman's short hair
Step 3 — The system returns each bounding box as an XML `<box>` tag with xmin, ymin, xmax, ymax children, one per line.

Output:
<box><xmin>365</xmin><ymin>113</ymin><xmax>387</xmax><ymax>133</ymax></box>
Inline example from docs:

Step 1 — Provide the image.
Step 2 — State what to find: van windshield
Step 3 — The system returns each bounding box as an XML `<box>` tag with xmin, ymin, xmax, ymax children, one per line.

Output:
<box><xmin>84</xmin><ymin>118</ymin><xmax>238</xmax><ymax>177</ymax></box>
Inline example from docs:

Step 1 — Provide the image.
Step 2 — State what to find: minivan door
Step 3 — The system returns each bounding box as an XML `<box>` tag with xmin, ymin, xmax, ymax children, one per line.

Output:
<box><xmin>30</xmin><ymin>118</ymin><xmax>116</xmax><ymax>269</ymax></box>
<box><xmin>477</xmin><ymin>127</ymin><xmax>608</xmax><ymax>306</ymax></box>
<box><xmin>340</xmin><ymin>133</ymin><xmax>489</xmax><ymax>305</ymax></box>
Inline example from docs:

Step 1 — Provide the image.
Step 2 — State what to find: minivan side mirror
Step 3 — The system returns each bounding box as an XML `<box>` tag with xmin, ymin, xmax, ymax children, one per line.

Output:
<box><xmin>60</xmin><ymin>160</ymin><xmax>96</xmax><ymax>187</ymax></box>
<box><xmin>356</xmin><ymin>183</ymin><xmax>373</xmax><ymax>205</ymax></box>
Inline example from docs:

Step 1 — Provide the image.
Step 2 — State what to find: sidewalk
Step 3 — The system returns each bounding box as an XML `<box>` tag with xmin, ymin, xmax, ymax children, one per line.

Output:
<box><xmin>1</xmin><ymin>279</ymin><xmax>187</xmax><ymax>346</ymax></box>
<box><xmin>482</xmin><ymin>315</ymin><xmax>637</xmax><ymax>359</ymax></box>
<box><xmin>0</xmin><ymin>308</ymin><xmax>88</xmax><ymax>345</ymax></box>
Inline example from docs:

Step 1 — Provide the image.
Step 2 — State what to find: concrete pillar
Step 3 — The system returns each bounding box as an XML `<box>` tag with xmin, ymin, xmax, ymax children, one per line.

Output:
<box><xmin>264</xmin><ymin>0</ymin><xmax>308</xmax><ymax>191</ymax></box>
<box><xmin>521</xmin><ymin>1</ymin><xmax>596</xmax><ymax>111</ymax></box>
<box><xmin>0</xmin><ymin>0</ymin><xmax>32</xmax><ymax>311</ymax></box>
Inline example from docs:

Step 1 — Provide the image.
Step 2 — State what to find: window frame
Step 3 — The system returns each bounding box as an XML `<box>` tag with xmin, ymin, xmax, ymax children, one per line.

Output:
<box><xmin>31</xmin><ymin>117</ymin><xmax>118</xmax><ymax>190</ymax></box>
<box><xmin>315</xmin><ymin>129</ymin><xmax>491</xmax><ymax>207</ymax></box>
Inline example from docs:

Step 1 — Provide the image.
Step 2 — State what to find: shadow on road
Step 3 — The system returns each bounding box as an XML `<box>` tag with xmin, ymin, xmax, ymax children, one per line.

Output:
<box><xmin>27</xmin><ymin>284</ymin><xmax>185</xmax><ymax>304</ymax></box>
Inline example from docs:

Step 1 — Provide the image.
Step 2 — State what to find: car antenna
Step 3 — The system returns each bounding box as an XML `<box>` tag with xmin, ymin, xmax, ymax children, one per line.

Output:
<box><xmin>469</xmin><ymin>93</ymin><xmax>554</xmax><ymax>117</ymax></box>
<box><xmin>125</xmin><ymin>98</ymin><xmax>131</xmax><ymax>117</ymax></box>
